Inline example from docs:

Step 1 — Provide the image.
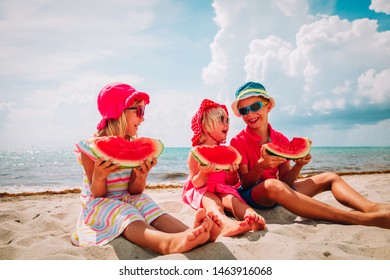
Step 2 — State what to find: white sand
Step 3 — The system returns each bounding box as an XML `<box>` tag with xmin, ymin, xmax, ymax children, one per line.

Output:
<box><xmin>1</xmin><ymin>174</ymin><xmax>389</xmax><ymax>260</ymax></box>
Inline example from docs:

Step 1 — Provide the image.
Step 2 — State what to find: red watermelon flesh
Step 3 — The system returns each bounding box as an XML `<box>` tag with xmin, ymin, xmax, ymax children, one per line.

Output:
<box><xmin>191</xmin><ymin>145</ymin><xmax>242</xmax><ymax>170</ymax></box>
<box><xmin>265</xmin><ymin>137</ymin><xmax>311</xmax><ymax>159</ymax></box>
<box><xmin>90</xmin><ymin>136</ymin><xmax>164</xmax><ymax>168</ymax></box>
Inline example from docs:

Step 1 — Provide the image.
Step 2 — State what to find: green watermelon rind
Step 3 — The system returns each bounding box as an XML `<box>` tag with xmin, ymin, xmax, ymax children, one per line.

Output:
<box><xmin>265</xmin><ymin>137</ymin><xmax>311</xmax><ymax>160</ymax></box>
<box><xmin>191</xmin><ymin>145</ymin><xmax>242</xmax><ymax>170</ymax></box>
<box><xmin>90</xmin><ymin>137</ymin><xmax>164</xmax><ymax>168</ymax></box>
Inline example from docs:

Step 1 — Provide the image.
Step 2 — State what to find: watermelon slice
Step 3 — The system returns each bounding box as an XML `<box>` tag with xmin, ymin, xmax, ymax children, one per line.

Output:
<box><xmin>90</xmin><ymin>136</ymin><xmax>164</xmax><ymax>168</ymax></box>
<box><xmin>264</xmin><ymin>137</ymin><xmax>311</xmax><ymax>159</ymax></box>
<box><xmin>191</xmin><ymin>145</ymin><xmax>242</xmax><ymax>170</ymax></box>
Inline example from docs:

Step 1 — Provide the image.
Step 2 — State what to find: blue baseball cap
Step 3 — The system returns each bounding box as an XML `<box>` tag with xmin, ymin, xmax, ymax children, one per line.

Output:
<box><xmin>231</xmin><ymin>81</ymin><xmax>275</xmax><ymax>116</ymax></box>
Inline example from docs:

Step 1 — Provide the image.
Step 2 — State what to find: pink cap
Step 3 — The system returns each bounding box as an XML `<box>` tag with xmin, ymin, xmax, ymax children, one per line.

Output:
<box><xmin>96</xmin><ymin>82</ymin><xmax>150</xmax><ymax>130</ymax></box>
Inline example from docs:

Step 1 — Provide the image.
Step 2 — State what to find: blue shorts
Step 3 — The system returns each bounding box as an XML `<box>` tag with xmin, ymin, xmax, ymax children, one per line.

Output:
<box><xmin>237</xmin><ymin>180</ymin><xmax>295</xmax><ymax>210</ymax></box>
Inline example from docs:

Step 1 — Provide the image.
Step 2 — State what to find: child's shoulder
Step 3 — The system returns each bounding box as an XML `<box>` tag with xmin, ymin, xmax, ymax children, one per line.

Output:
<box><xmin>75</xmin><ymin>137</ymin><xmax>97</xmax><ymax>159</ymax></box>
<box><xmin>230</xmin><ymin>129</ymin><xmax>247</xmax><ymax>145</ymax></box>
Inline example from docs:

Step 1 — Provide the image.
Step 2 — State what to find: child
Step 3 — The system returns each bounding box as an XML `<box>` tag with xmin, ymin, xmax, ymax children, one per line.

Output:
<box><xmin>182</xmin><ymin>99</ymin><xmax>266</xmax><ymax>237</ymax></box>
<box><xmin>72</xmin><ymin>82</ymin><xmax>220</xmax><ymax>255</ymax></box>
<box><xmin>230</xmin><ymin>81</ymin><xmax>390</xmax><ymax>229</ymax></box>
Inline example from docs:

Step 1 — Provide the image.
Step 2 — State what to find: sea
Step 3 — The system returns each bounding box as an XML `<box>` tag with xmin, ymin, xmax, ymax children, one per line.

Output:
<box><xmin>1</xmin><ymin>146</ymin><xmax>390</xmax><ymax>194</ymax></box>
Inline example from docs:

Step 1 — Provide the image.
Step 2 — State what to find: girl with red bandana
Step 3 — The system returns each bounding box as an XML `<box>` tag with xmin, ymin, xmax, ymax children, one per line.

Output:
<box><xmin>182</xmin><ymin>99</ymin><xmax>266</xmax><ymax>236</ymax></box>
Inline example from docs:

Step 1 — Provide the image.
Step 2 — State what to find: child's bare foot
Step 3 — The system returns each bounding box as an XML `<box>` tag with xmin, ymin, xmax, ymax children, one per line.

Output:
<box><xmin>244</xmin><ymin>212</ymin><xmax>266</xmax><ymax>231</ymax></box>
<box><xmin>221</xmin><ymin>218</ymin><xmax>252</xmax><ymax>237</ymax></box>
<box><xmin>163</xmin><ymin>209</ymin><xmax>212</xmax><ymax>254</ymax></box>
<box><xmin>207</xmin><ymin>211</ymin><xmax>222</xmax><ymax>242</ymax></box>
<box><xmin>163</xmin><ymin>225</ymin><xmax>210</xmax><ymax>254</ymax></box>
<box><xmin>193</xmin><ymin>208</ymin><xmax>211</xmax><ymax>232</ymax></box>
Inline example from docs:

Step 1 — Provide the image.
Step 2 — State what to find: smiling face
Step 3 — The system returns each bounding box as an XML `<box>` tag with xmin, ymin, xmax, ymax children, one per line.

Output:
<box><xmin>202</xmin><ymin>107</ymin><xmax>229</xmax><ymax>145</ymax></box>
<box><xmin>124</xmin><ymin>100</ymin><xmax>145</xmax><ymax>138</ymax></box>
<box><xmin>237</xmin><ymin>96</ymin><xmax>270</xmax><ymax>130</ymax></box>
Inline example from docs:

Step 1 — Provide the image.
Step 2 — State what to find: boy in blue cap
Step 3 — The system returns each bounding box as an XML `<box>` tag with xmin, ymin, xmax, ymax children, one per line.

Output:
<box><xmin>230</xmin><ymin>81</ymin><xmax>390</xmax><ymax>229</ymax></box>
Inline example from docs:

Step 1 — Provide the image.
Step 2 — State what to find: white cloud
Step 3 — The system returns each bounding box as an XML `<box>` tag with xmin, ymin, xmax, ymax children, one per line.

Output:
<box><xmin>332</xmin><ymin>80</ymin><xmax>352</xmax><ymax>95</ymax></box>
<box><xmin>370</xmin><ymin>0</ymin><xmax>390</xmax><ymax>14</ymax></box>
<box><xmin>0</xmin><ymin>73</ymin><xmax>145</xmax><ymax>148</ymax></box>
<box><xmin>0</xmin><ymin>0</ymin><xmax>160</xmax><ymax>80</ymax></box>
<box><xmin>0</xmin><ymin>0</ymin><xmax>389</xmax><ymax>148</ymax></box>
<box><xmin>243</xmin><ymin>15</ymin><xmax>390</xmax><ymax>116</ymax></box>
<box><xmin>202</xmin><ymin>0</ymin><xmax>310</xmax><ymax>92</ymax></box>
<box><xmin>202</xmin><ymin>0</ymin><xmax>390</xmax><ymax>146</ymax></box>
<box><xmin>312</xmin><ymin>99</ymin><xmax>333</xmax><ymax>114</ymax></box>
<box><xmin>309</xmin><ymin>119</ymin><xmax>390</xmax><ymax>146</ymax></box>
<box><xmin>357</xmin><ymin>68</ymin><xmax>390</xmax><ymax>104</ymax></box>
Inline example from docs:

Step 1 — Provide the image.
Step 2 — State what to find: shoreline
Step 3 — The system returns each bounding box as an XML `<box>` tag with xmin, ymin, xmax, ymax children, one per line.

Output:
<box><xmin>1</xmin><ymin>170</ymin><xmax>389</xmax><ymax>198</ymax></box>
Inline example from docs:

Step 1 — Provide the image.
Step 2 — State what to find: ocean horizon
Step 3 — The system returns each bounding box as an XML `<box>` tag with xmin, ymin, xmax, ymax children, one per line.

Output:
<box><xmin>1</xmin><ymin>146</ymin><xmax>389</xmax><ymax>194</ymax></box>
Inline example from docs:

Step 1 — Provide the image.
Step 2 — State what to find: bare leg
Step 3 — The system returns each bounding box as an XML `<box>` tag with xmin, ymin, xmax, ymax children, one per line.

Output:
<box><xmin>202</xmin><ymin>192</ymin><xmax>252</xmax><ymax>236</ymax></box>
<box><xmin>294</xmin><ymin>172</ymin><xmax>390</xmax><ymax>212</ymax></box>
<box><xmin>221</xmin><ymin>194</ymin><xmax>266</xmax><ymax>231</ymax></box>
<box><xmin>251</xmin><ymin>179</ymin><xmax>390</xmax><ymax>229</ymax></box>
<box><xmin>151</xmin><ymin>213</ymin><xmax>189</xmax><ymax>233</ymax></box>
<box><xmin>123</xmin><ymin>211</ymin><xmax>211</xmax><ymax>255</ymax></box>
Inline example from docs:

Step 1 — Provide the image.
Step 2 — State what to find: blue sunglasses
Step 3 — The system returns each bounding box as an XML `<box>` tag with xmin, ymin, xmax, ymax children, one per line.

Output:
<box><xmin>238</xmin><ymin>101</ymin><xmax>268</xmax><ymax>116</ymax></box>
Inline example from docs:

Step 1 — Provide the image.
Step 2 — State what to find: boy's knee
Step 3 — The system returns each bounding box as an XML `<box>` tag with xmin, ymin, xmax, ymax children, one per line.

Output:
<box><xmin>262</xmin><ymin>179</ymin><xmax>285</xmax><ymax>194</ymax></box>
<box><xmin>321</xmin><ymin>172</ymin><xmax>340</xmax><ymax>182</ymax></box>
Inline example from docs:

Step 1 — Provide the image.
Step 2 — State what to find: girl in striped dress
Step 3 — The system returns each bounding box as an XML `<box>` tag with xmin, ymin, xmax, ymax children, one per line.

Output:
<box><xmin>71</xmin><ymin>82</ymin><xmax>220</xmax><ymax>254</ymax></box>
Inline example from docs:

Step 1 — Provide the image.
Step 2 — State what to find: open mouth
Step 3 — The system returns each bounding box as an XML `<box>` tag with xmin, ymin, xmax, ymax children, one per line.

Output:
<box><xmin>247</xmin><ymin>117</ymin><xmax>259</xmax><ymax>124</ymax></box>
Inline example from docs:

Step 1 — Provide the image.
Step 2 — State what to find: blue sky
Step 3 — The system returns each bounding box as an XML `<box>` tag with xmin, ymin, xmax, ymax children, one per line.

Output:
<box><xmin>0</xmin><ymin>0</ymin><xmax>389</xmax><ymax>148</ymax></box>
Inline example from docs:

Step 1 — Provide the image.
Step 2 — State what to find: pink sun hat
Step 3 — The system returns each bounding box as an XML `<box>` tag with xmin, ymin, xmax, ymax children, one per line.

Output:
<box><xmin>96</xmin><ymin>82</ymin><xmax>150</xmax><ymax>130</ymax></box>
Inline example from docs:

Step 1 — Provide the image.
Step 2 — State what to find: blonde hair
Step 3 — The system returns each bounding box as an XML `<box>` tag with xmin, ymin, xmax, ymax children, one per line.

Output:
<box><xmin>198</xmin><ymin>107</ymin><xmax>227</xmax><ymax>145</ymax></box>
<box><xmin>94</xmin><ymin>100</ymin><xmax>142</xmax><ymax>140</ymax></box>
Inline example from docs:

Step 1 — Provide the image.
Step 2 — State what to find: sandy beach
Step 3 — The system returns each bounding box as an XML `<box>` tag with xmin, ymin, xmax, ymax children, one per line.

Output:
<box><xmin>1</xmin><ymin>173</ymin><xmax>389</xmax><ymax>260</ymax></box>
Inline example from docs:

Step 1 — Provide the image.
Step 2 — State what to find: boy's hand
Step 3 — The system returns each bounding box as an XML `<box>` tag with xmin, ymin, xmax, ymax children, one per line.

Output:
<box><xmin>258</xmin><ymin>146</ymin><xmax>286</xmax><ymax>169</ymax></box>
<box><xmin>293</xmin><ymin>154</ymin><xmax>311</xmax><ymax>166</ymax></box>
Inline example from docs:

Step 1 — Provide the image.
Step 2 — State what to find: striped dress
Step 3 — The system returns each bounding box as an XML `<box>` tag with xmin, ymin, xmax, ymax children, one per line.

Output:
<box><xmin>71</xmin><ymin>138</ymin><xmax>166</xmax><ymax>246</ymax></box>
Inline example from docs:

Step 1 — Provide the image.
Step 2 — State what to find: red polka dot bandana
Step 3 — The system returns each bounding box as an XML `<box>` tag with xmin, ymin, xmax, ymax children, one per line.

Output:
<box><xmin>191</xmin><ymin>99</ymin><xmax>228</xmax><ymax>147</ymax></box>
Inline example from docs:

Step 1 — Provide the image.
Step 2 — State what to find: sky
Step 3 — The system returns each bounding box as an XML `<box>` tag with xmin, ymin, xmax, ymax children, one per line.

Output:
<box><xmin>0</xmin><ymin>0</ymin><xmax>389</xmax><ymax>149</ymax></box>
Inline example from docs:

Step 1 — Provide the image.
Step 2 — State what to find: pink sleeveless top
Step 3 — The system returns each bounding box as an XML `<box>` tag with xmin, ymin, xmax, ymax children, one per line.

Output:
<box><xmin>182</xmin><ymin>170</ymin><xmax>245</xmax><ymax>209</ymax></box>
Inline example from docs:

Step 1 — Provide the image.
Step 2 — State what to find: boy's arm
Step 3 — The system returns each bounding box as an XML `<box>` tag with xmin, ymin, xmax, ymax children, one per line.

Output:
<box><xmin>237</xmin><ymin>163</ymin><xmax>263</xmax><ymax>189</ymax></box>
<box><xmin>278</xmin><ymin>154</ymin><xmax>312</xmax><ymax>185</ymax></box>
<box><xmin>238</xmin><ymin>146</ymin><xmax>286</xmax><ymax>189</ymax></box>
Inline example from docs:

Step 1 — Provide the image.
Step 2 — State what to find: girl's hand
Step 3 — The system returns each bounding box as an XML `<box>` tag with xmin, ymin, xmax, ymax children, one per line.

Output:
<box><xmin>258</xmin><ymin>146</ymin><xmax>286</xmax><ymax>169</ymax></box>
<box><xmin>293</xmin><ymin>154</ymin><xmax>311</xmax><ymax>166</ymax></box>
<box><xmin>133</xmin><ymin>157</ymin><xmax>157</xmax><ymax>177</ymax></box>
<box><xmin>93</xmin><ymin>158</ymin><xmax>121</xmax><ymax>181</ymax></box>
<box><xmin>198</xmin><ymin>163</ymin><xmax>216</xmax><ymax>176</ymax></box>
<box><xmin>226</xmin><ymin>163</ymin><xmax>239</xmax><ymax>185</ymax></box>
<box><xmin>226</xmin><ymin>163</ymin><xmax>239</xmax><ymax>176</ymax></box>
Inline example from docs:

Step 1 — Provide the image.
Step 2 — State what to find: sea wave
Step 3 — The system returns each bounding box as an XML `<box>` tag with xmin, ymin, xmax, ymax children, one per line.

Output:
<box><xmin>157</xmin><ymin>172</ymin><xmax>188</xmax><ymax>181</ymax></box>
